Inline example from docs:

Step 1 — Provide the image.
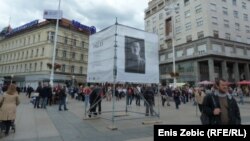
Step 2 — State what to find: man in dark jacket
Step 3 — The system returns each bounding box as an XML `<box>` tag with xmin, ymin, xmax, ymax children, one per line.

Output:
<box><xmin>88</xmin><ymin>84</ymin><xmax>102</xmax><ymax>117</ymax></box>
<box><xmin>35</xmin><ymin>83</ymin><xmax>42</xmax><ymax>108</ymax></box>
<box><xmin>58</xmin><ymin>85</ymin><xmax>68</xmax><ymax>111</ymax></box>
<box><xmin>202</xmin><ymin>78</ymin><xmax>241</xmax><ymax>125</ymax></box>
<box><xmin>143</xmin><ymin>85</ymin><xmax>155</xmax><ymax>116</ymax></box>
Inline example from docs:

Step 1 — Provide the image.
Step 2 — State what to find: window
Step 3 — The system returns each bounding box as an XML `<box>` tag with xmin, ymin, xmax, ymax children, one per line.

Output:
<box><xmin>175</xmin><ymin>15</ymin><xmax>180</xmax><ymax>23</ymax></box>
<box><xmin>246</xmin><ymin>26</ymin><xmax>250</xmax><ymax>33</ymax></box>
<box><xmin>224</xmin><ymin>20</ymin><xmax>229</xmax><ymax>28</ymax></box>
<box><xmin>62</xmin><ymin>64</ymin><xmax>65</xmax><ymax>72</ymax></box>
<box><xmin>42</xmin><ymin>48</ymin><xmax>44</xmax><ymax>56</ymax></box>
<box><xmin>235</xmin><ymin>23</ymin><xmax>240</xmax><ymax>31</ymax></box>
<box><xmin>197</xmin><ymin>44</ymin><xmax>207</xmax><ymax>54</ymax></box>
<box><xmin>71</xmin><ymin>66</ymin><xmax>75</xmax><ymax>73</ymax></box>
<box><xmin>212</xmin><ymin>44</ymin><xmax>222</xmax><ymax>52</ymax></box>
<box><xmin>236</xmin><ymin>35</ymin><xmax>241</xmax><ymax>42</ymax></box>
<box><xmin>38</xmin><ymin>33</ymin><xmax>40</xmax><ymax>41</ymax></box>
<box><xmin>82</xmin><ymin>41</ymin><xmax>85</xmax><ymax>48</ymax></box>
<box><xmin>34</xmin><ymin>63</ymin><xmax>37</xmax><ymax>71</ymax></box>
<box><xmin>213</xmin><ymin>30</ymin><xmax>219</xmax><ymax>38</ymax></box>
<box><xmin>197</xmin><ymin>31</ymin><xmax>204</xmax><ymax>39</ymax></box>
<box><xmin>195</xmin><ymin>5</ymin><xmax>202</xmax><ymax>14</ymax></box>
<box><xmin>234</xmin><ymin>11</ymin><xmax>239</xmax><ymax>18</ymax></box>
<box><xmin>223</xmin><ymin>7</ymin><xmax>228</xmax><ymax>15</ymax></box>
<box><xmin>175</xmin><ymin>26</ymin><xmax>181</xmax><ymax>34</ymax></box>
<box><xmin>81</xmin><ymin>54</ymin><xmax>84</xmax><ymax>61</ymax></box>
<box><xmin>212</xmin><ymin>17</ymin><xmax>218</xmax><ymax>25</ymax></box>
<box><xmin>225</xmin><ymin>33</ymin><xmax>231</xmax><ymax>40</ymax></box>
<box><xmin>31</xmin><ymin>50</ymin><xmax>33</xmax><ymax>57</ymax></box>
<box><xmin>187</xmin><ymin>48</ymin><xmax>194</xmax><ymax>56</ymax></box>
<box><xmin>26</xmin><ymin>50</ymin><xmax>28</xmax><ymax>58</ymax></box>
<box><xmin>232</xmin><ymin>0</ymin><xmax>237</xmax><ymax>6</ymax></box>
<box><xmin>36</xmin><ymin>49</ymin><xmax>39</xmax><ymax>56</ymax></box>
<box><xmin>40</xmin><ymin>62</ymin><xmax>43</xmax><ymax>70</ymax></box>
<box><xmin>63</xmin><ymin>50</ymin><xmax>66</xmax><ymax>57</ymax></box>
<box><xmin>72</xmin><ymin>52</ymin><xmax>75</xmax><ymax>59</ymax></box>
<box><xmin>64</xmin><ymin>37</ymin><xmax>68</xmax><ymax>44</ymax></box>
<box><xmin>236</xmin><ymin>48</ymin><xmax>244</xmax><ymax>56</ymax></box>
<box><xmin>244</xmin><ymin>14</ymin><xmax>248</xmax><ymax>21</ymax></box>
<box><xmin>168</xmin><ymin>53</ymin><xmax>173</xmax><ymax>59</ymax></box>
<box><xmin>185</xmin><ymin>22</ymin><xmax>192</xmax><ymax>31</ymax></box>
<box><xmin>196</xmin><ymin>18</ymin><xmax>203</xmax><ymax>27</ymax></box>
<box><xmin>80</xmin><ymin>66</ymin><xmax>83</xmax><ymax>74</ymax></box>
<box><xmin>184</xmin><ymin>0</ymin><xmax>190</xmax><ymax>6</ymax></box>
<box><xmin>210</xmin><ymin>3</ymin><xmax>216</xmax><ymax>11</ymax></box>
<box><xmin>176</xmin><ymin>50</ymin><xmax>184</xmax><ymax>58</ymax></box>
<box><xmin>185</xmin><ymin>10</ymin><xmax>191</xmax><ymax>18</ymax></box>
<box><xmin>247</xmin><ymin>38</ymin><xmax>250</xmax><ymax>44</ymax></box>
<box><xmin>159</xmin><ymin>13</ymin><xmax>163</xmax><ymax>20</ymax></box>
<box><xmin>242</xmin><ymin>2</ymin><xmax>246</xmax><ymax>9</ymax></box>
<box><xmin>186</xmin><ymin>35</ymin><xmax>192</xmax><ymax>43</ymax></box>
<box><xmin>73</xmin><ymin>39</ymin><xmax>76</xmax><ymax>46</ymax></box>
<box><xmin>160</xmin><ymin>54</ymin><xmax>166</xmax><ymax>61</ymax></box>
<box><xmin>33</xmin><ymin>35</ymin><xmax>35</xmax><ymax>43</ymax></box>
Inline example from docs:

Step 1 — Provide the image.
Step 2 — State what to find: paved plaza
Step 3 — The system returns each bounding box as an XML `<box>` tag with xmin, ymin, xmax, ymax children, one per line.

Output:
<box><xmin>1</xmin><ymin>94</ymin><xmax>250</xmax><ymax>141</ymax></box>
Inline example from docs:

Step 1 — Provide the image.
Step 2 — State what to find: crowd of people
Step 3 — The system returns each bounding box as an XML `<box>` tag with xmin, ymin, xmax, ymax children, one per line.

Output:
<box><xmin>0</xmin><ymin>78</ymin><xmax>249</xmax><ymax>137</ymax></box>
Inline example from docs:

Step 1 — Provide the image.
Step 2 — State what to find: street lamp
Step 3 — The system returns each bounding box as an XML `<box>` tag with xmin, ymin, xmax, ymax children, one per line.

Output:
<box><xmin>50</xmin><ymin>0</ymin><xmax>62</xmax><ymax>88</ymax></box>
<box><xmin>165</xmin><ymin>4</ymin><xmax>180</xmax><ymax>88</ymax></box>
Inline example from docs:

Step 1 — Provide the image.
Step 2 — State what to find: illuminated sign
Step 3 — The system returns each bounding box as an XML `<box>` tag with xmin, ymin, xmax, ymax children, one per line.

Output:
<box><xmin>72</xmin><ymin>20</ymin><xmax>96</xmax><ymax>34</ymax></box>
<box><xmin>6</xmin><ymin>20</ymin><xmax>39</xmax><ymax>36</ymax></box>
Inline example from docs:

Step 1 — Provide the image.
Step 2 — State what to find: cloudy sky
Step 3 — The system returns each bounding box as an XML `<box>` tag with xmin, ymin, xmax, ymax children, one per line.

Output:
<box><xmin>0</xmin><ymin>0</ymin><xmax>149</xmax><ymax>31</ymax></box>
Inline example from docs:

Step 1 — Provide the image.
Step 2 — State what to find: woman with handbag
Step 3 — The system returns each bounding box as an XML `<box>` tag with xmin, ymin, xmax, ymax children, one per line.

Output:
<box><xmin>0</xmin><ymin>84</ymin><xmax>20</xmax><ymax>136</ymax></box>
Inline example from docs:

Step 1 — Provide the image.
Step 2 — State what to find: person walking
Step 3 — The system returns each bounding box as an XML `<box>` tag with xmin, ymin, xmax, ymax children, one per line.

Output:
<box><xmin>0</xmin><ymin>84</ymin><xmax>20</xmax><ymax>136</ymax></box>
<box><xmin>58</xmin><ymin>85</ymin><xmax>68</xmax><ymax>111</ymax></box>
<box><xmin>195</xmin><ymin>88</ymin><xmax>206</xmax><ymax>112</ymax></box>
<box><xmin>34</xmin><ymin>83</ymin><xmax>42</xmax><ymax>109</ymax></box>
<box><xmin>143</xmin><ymin>85</ymin><xmax>154</xmax><ymax>116</ymax></box>
<box><xmin>173</xmin><ymin>88</ymin><xmax>181</xmax><ymax>109</ymax></box>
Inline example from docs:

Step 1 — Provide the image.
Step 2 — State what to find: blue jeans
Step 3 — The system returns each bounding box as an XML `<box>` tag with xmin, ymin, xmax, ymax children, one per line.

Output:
<box><xmin>85</xmin><ymin>95</ymin><xmax>89</xmax><ymax>108</ymax></box>
<box><xmin>127</xmin><ymin>95</ymin><xmax>132</xmax><ymax>105</ymax></box>
<box><xmin>41</xmin><ymin>97</ymin><xmax>48</xmax><ymax>109</ymax></box>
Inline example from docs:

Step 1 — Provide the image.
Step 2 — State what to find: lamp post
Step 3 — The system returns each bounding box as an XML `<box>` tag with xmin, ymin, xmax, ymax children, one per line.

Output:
<box><xmin>165</xmin><ymin>4</ymin><xmax>180</xmax><ymax>88</ymax></box>
<box><xmin>50</xmin><ymin>0</ymin><xmax>62</xmax><ymax>88</ymax></box>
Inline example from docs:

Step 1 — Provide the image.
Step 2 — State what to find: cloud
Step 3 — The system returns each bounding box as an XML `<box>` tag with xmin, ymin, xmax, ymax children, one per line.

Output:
<box><xmin>0</xmin><ymin>0</ymin><xmax>147</xmax><ymax>31</ymax></box>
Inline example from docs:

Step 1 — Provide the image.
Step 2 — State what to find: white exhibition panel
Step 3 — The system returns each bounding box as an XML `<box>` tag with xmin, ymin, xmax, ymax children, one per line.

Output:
<box><xmin>87</xmin><ymin>24</ymin><xmax>159</xmax><ymax>84</ymax></box>
<box><xmin>87</xmin><ymin>26</ymin><xmax>115</xmax><ymax>83</ymax></box>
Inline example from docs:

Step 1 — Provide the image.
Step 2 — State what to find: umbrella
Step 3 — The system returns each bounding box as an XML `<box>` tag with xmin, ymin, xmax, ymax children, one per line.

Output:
<box><xmin>237</xmin><ymin>80</ymin><xmax>250</xmax><ymax>85</ymax></box>
<box><xmin>198</xmin><ymin>81</ymin><xmax>214</xmax><ymax>85</ymax></box>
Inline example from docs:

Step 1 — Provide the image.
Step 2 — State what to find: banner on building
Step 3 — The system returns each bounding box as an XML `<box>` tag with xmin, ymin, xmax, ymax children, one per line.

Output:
<box><xmin>43</xmin><ymin>10</ymin><xmax>63</xmax><ymax>20</ymax></box>
<box><xmin>87</xmin><ymin>24</ymin><xmax>159</xmax><ymax>84</ymax></box>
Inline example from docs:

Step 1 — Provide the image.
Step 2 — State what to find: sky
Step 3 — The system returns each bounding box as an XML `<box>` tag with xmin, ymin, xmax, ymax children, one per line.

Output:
<box><xmin>0</xmin><ymin>0</ymin><xmax>149</xmax><ymax>31</ymax></box>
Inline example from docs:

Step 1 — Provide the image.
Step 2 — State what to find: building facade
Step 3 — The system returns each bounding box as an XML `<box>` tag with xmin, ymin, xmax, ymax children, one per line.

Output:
<box><xmin>145</xmin><ymin>0</ymin><xmax>250</xmax><ymax>85</ymax></box>
<box><xmin>0</xmin><ymin>19</ymin><xmax>93</xmax><ymax>88</ymax></box>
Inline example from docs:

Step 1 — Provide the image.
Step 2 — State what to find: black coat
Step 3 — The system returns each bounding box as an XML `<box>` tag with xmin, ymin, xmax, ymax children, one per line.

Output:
<box><xmin>143</xmin><ymin>88</ymin><xmax>154</xmax><ymax>105</ymax></box>
<box><xmin>89</xmin><ymin>87</ymin><xmax>101</xmax><ymax>104</ymax></box>
<box><xmin>202</xmin><ymin>93</ymin><xmax>241</xmax><ymax>125</ymax></box>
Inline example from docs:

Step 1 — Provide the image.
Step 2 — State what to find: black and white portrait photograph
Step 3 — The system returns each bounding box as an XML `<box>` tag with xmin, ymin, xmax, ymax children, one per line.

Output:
<box><xmin>125</xmin><ymin>36</ymin><xmax>145</xmax><ymax>74</ymax></box>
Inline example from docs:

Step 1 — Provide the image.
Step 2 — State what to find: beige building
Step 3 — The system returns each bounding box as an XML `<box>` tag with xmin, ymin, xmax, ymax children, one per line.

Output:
<box><xmin>0</xmin><ymin>18</ymin><xmax>93</xmax><ymax>88</ymax></box>
<box><xmin>145</xmin><ymin>0</ymin><xmax>250</xmax><ymax>85</ymax></box>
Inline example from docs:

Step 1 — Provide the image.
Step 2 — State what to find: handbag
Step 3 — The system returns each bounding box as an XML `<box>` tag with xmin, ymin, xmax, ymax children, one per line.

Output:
<box><xmin>200</xmin><ymin>95</ymin><xmax>217</xmax><ymax>125</ymax></box>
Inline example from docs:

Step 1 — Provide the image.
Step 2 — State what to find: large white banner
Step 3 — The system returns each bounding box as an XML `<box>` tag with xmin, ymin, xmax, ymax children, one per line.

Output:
<box><xmin>87</xmin><ymin>24</ymin><xmax>159</xmax><ymax>84</ymax></box>
<box><xmin>87</xmin><ymin>26</ymin><xmax>115</xmax><ymax>83</ymax></box>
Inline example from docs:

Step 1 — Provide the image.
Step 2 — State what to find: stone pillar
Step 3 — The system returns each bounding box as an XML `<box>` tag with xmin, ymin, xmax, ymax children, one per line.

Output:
<box><xmin>208</xmin><ymin>59</ymin><xmax>215</xmax><ymax>81</ymax></box>
<box><xmin>244</xmin><ymin>63</ymin><xmax>250</xmax><ymax>80</ymax></box>
<box><xmin>221</xmin><ymin>61</ymin><xmax>228</xmax><ymax>80</ymax></box>
<box><xmin>233</xmin><ymin>62</ymin><xmax>240</xmax><ymax>82</ymax></box>
<box><xmin>193</xmin><ymin>61</ymin><xmax>200</xmax><ymax>83</ymax></box>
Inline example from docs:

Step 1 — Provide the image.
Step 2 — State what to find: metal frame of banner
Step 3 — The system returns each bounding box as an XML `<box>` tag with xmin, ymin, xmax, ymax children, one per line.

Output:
<box><xmin>84</xmin><ymin>19</ymin><xmax>161</xmax><ymax>130</ymax></box>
